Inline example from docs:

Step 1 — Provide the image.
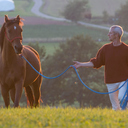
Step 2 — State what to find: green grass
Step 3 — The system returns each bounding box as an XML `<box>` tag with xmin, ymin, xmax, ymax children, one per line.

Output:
<box><xmin>40</xmin><ymin>42</ymin><xmax>60</xmax><ymax>55</ymax></box>
<box><xmin>24</xmin><ymin>42</ymin><xmax>61</xmax><ymax>55</ymax></box>
<box><xmin>0</xmin><ymin>107</ymin><xmax>128</xmax><ymax>128</ymax></box>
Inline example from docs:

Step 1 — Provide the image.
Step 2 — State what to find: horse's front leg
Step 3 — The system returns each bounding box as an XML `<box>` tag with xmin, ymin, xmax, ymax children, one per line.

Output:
<box><xmin>14</xmin><ymin>79</ymin><xmax>24</xmax><ymax>107</ymax></box>
<box><xmin>10</xmin><ymin>88</ymin><xmax>15</xmax><ymax>103</ymax></box>
<box><xmin>1</xmin><ymin>85</ymin><xmax>10</xmax><ymax>108</ymax></box>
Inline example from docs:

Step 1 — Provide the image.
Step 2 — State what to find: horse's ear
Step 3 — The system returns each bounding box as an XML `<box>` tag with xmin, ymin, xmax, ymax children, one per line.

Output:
<box><xmin>16</xmin><ymin>15</ymin><xmax>20</xmax><ymax>20</ymax></box>
<box><xmin>5</xmin><ymin>15</ymin><xmax>9</xmax><ymax>22</ymax></box>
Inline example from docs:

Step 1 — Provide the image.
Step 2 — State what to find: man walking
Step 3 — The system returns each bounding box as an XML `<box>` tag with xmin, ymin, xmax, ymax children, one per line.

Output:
<box><xmin>73</xmin><ymin>25</ymin><xmax>128</xmax><ymax>110</ymax></box>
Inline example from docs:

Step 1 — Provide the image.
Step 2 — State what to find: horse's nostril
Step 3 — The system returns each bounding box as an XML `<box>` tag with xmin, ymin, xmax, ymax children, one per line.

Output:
<box><xmin>15</xmin><ymin>44</ymin><xmax>23</xmax><ymax>54</ymax></box>
<box><xmin>15</xmin><ymin>45</ymin><xmax>17</xmax><ymax>50</ymax></box>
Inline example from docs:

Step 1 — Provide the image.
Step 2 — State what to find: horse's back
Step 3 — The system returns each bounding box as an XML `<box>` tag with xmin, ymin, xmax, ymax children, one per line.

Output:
<box><xmin>22</xmin><ymin>45</ymin><xmax>42</xmax><ymax>86</ymax></box>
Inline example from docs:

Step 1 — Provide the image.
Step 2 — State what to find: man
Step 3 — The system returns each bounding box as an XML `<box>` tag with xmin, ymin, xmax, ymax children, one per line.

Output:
<box><xmin>73</xmin><ymin>25</ymin><xmax>128</xmax><ymax>110</ymax></box>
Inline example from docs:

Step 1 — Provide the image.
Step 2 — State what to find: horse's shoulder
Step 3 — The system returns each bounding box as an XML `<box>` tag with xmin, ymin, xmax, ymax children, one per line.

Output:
<box><xmin>23</xmin><ymin>45</ymin><xmax>39</xmax><ymax>57</ymax></box>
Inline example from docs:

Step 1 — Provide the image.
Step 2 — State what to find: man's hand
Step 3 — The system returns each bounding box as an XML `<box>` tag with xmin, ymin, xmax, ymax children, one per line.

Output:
<box><xmin>73</xmin><ymin>61</ymin><xmax>81</xmax><ymax>69</ymax></box>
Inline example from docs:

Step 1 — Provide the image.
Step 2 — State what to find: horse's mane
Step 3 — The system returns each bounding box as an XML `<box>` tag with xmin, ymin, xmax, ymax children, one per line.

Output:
<box><xmin>0</xmin><ymin>23</ymin><xmax>5</xmax><ymax>52</ymax></box>
<box><xmin>0</xmin><ymin>16</ymin><xmax>24</xmax><ymax>52</ymax></box>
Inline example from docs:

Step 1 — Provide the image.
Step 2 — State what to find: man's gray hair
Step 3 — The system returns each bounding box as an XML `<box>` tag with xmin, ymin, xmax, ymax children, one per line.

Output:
<box><xmin>110</xmin><ymin>25</ymin><xmax>124</xmax><ymax>37</ymax></box>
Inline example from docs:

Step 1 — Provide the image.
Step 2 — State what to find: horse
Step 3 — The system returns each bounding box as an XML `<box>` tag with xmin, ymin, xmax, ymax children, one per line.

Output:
<box><xmin>0</xmin><ymin>15</ymin><xmax>43</xmax><ymax>108</ymax></box>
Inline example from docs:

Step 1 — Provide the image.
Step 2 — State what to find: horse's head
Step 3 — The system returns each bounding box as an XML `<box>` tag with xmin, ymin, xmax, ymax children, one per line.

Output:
<box><xmin>4</xmin><ymin>15</ymin><xmax>24</xmax><ymax>54</ymax></box>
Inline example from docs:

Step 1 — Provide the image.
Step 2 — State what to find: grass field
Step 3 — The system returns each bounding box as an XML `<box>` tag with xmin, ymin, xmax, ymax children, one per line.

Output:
<box><xmin>0</xmin><ymin>107</ymin><xmax>128</xmax><ymax>128</ymax></box>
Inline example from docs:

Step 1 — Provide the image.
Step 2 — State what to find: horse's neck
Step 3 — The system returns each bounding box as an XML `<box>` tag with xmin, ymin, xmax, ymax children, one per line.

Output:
<box><xmin>2</xmin><ymin>40</ymin><xmax>17</xmax><ymax>66</ymax></box>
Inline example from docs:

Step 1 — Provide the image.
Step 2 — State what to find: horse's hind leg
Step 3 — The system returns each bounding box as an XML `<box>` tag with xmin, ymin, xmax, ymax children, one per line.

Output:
<box><xmin>24</xmin><ymin>86</ymin><xmax>34</xmax><ymax>107</ymax></box>
<box><xmin>32</xmin><ymin>75</ymin><xmax>42</xmax><ymax>107</ymax></box>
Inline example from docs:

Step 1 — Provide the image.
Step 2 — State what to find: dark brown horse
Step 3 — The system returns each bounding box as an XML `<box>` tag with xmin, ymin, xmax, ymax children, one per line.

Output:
<box><xmin>0</xmin><ymin>15</ymin><xmax>42</xmax><ymax>107</ymax></box>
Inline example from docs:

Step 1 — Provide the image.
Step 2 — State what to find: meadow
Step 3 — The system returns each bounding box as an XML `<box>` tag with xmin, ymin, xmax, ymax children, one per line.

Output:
<box><xmin>0</xmin><ymin>107</ymin><xmax>128</xmax><ymax>128</ymax></box>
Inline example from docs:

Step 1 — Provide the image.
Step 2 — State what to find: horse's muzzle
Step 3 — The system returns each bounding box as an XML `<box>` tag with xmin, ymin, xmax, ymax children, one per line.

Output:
<box><xmin>14</xmin><ymin>44</ymin><xmax>23</xmax><ymax>54</ymax></box>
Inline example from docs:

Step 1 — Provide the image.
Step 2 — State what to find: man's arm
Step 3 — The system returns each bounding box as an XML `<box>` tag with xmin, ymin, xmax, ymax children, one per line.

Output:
<box><xmin>73</xmin><ymin>61</ymin><xmax>94</xmax><ymax>69</ymax></box>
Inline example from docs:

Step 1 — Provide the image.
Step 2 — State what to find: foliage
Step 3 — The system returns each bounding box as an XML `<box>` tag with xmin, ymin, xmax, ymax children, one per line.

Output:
<box><xmin>102</xmin><ymin>10</ymin><xmax>109</xmax><ymax>23</ymax></box>
<box><xmin>115</xmin><ymin>1</ymin><xmax>128</xmax><ymax>31</ymax></box>
<box><xmin>62</xmin><ymin>0</ymin><xmax>88</xmax><ymax>22</ymax></box>
<box><xmin>0</xmin><ymin>107</ymin><xmax>128</xmax><ymax>128</ymax></box>
<box><xmin>41</xmin><ymin>35</ymin><xmax>110</xmax><ymax>107</ymax></box>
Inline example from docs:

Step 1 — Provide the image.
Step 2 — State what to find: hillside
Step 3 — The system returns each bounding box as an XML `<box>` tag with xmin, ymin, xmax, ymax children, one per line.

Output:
<box><xmin>42</xmin><ymin>0</ymin><xmax>127</xmax><ymax>17</ymax></box>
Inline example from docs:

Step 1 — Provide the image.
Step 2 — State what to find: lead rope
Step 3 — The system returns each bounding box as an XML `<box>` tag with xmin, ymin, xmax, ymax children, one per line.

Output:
<box><xmin>21</xmin><ymin>55</ymin><xmax>128</xmax><ymax>109</ymax></box>
<box><xmin>120</xmin><ymin>82</ymin><xmax>128</xmax><ymax>110</ymax></box>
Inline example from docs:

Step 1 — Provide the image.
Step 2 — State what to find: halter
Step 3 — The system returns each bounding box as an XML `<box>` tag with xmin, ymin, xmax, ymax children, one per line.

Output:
<box><xmin>5</xmin><ymin>31</ymin><xmax>22</xmax><ymax>43</ymax></box>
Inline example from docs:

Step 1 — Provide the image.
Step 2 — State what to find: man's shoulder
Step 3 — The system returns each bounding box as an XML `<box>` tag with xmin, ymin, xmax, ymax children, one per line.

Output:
<box><xmin>121</xmin><ymin>42</ymin><xmax>128</xmax><ymax>50</ymax></box>
<box><xmin>101</xmin><ymin>42</ymin><xmax>112</xmax><ymax>49</ymax></box>
<box><xmin>122</xmin><ymin>42</ymin><xmax>128</xmax><ymax>47</ymax></box>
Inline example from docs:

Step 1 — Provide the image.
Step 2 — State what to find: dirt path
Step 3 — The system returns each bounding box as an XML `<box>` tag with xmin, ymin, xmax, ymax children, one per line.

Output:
<box><xmin>31</xmin><ymin>0</ymin><xmax>70</xmax><ymax>22</ymax></box>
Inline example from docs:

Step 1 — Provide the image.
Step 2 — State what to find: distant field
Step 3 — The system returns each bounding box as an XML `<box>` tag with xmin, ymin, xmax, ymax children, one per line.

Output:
<box><xmin>42</xmin><ymin>0</ymin><xmax>127</xmax><ymax>17</ymax></box>
<box><xmin>22</xmin><ymin>24</ymin><xmax>108</xmax><ymax>40</ymax></box>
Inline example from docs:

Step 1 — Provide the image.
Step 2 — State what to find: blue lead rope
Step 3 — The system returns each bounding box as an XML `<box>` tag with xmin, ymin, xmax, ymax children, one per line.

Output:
<box><xmin>21</xmin><ymin>55</ymin><xmax>70</xmax><ymax>79</ymax></box>
<box><xmin>120</xmin><ymin>82</ymin><xmax>128</xmax><ymax>110</ymax></box>
<box><xmin>21</xmin><ymin>55</ymin><xmax>128</xmax><ymax>109</ymax></box>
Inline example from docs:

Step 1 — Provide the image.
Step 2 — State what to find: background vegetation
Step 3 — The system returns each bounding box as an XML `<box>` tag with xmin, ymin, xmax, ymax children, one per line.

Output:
<box><xmin>0</xmin><ymin>0</ymin><xmax>128</xmax><ymax>109</ymax></box>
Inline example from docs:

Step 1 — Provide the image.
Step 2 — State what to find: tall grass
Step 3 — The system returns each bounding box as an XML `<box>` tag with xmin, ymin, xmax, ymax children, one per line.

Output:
<box><xmin>0</xmin><ymin>107</ymin><xmax>128</xmax><ymax>128</ymax></box>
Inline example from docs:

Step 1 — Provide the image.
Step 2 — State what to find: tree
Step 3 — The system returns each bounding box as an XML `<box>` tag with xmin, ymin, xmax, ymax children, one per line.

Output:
<box><xmin>41</xmin><ymin>35</ymin><xmax>111</xmax><ymax>108</ymax></box>
<box><xmin>115</xmin><ymin>1</ymin><xmax>128</xmax><ymax>30</ymax></box>
<box><xmin>102</xmin><ymin>10</ymin><xmax>109</xmax><ymax>23</ymax></box>
<box><xmin>62</xmin><ymin>0</ymin><xmax>88</xmax><ymax>22</ymax></box>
